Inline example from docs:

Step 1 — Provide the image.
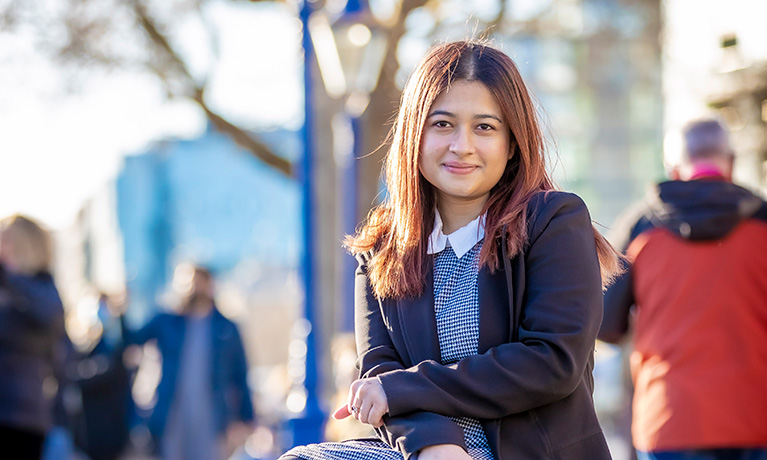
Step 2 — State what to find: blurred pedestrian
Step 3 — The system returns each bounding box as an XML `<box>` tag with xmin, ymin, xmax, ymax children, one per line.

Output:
<box><xmin>42</xmin><ymin>331</ymin><xmax>78</xmax><ymax>460</ymax></box>
<box><xmin>0</xmin><ymin>214</ymin><xmax>66</xmax><ymax>460</ymax></box>
<box><xmin>121</xmin><ymin>263</ymin><xmax>255</xmax><ymax>460</ymax></box>
<box><xmin>71</xmin><ymin>293</ymin><xmax>133</xmax><ymax>460</ymax></box>
<box><xmin>280</xmin><ymin>40</ymin><xmax>622</xmax><ymax>460</ymax></box>
<box><xmin>599</xmin><ymin>118</ymin><xmax>767</xmax><ymax>460</ymax></box>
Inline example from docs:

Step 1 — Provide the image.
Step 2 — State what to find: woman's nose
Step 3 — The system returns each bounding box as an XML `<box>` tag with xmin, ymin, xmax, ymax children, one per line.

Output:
<box><xmin>449</xmin><ymin>127</ymin><xmax>475</xmax><ymax>156</ymax></box>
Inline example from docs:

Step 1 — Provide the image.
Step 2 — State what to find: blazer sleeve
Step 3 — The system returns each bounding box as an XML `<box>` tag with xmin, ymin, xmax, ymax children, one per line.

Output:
<box><xmin>354</xmin><ymin>253</ymin><xmax>408</xmax><ymax>378</ymax></box>
<box><xmin>354</xmin><ymin>254</ymin><xmax>466</xmax><ymax>459</ymax></box>
<box><xmin>377</xmin><ymin>192</ymin><xmax>604</xmax><ymax>420</ymax></box>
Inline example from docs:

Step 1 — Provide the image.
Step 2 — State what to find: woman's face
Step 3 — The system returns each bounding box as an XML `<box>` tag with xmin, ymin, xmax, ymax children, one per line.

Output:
<box><xmin>419</xmin><ymin>80</ymin><xmax>511</xmax><ymax>209</ymax></box>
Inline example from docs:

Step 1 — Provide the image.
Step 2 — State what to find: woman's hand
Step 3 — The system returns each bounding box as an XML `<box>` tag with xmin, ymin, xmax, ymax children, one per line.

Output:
<box><xmin>418</xmin><ymin>444</ymin><xmax>472</xmax><ymax>460</ymax></box>
<box><xmin>332</xmin><ymin>377</ymin><xmax>389</xmax><ymax>427</ymax></box>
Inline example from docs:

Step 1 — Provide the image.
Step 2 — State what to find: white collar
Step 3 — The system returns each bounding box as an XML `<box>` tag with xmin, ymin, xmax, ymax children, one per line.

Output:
<box><xmin>427</xmin><ymin>210</ymin><xmax>485</xmax><ymax>259</ymax></box>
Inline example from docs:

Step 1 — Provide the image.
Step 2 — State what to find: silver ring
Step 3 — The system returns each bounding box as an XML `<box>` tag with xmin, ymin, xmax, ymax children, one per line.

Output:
<box><xmin>351</xmin><ymin>405</ymin><xmax>359</xmax><ymax>414</ymax></box>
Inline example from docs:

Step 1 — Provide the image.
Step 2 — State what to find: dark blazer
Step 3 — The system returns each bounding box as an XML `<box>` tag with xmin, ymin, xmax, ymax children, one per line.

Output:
<box><xmin>355</xmin><ymin>192</ymin><xmax>611</xmax><ymax>460</ymax></box>
<box><xmin>122</xmin><ymin>307</ymin><xmax>254</xmax><ymax>440</ymax></box>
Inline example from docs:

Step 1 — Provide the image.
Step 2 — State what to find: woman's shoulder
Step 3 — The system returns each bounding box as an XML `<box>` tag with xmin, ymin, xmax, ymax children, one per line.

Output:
<box><xmin>524</xmin><ymin>190</ymin><xmax>592</xmax><ymax>238</ymax></box>
<box><xmin>526</xmin><ymin>190</ymin><xmax>589</xmax><ymax>218</ymax></box>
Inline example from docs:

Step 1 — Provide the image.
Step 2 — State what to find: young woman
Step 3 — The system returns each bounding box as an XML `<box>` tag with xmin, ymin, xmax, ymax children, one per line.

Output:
<box><xmin>281</xmin><ymin>40</ymin><xmax>620</xmax><ymax>460</ymax></box>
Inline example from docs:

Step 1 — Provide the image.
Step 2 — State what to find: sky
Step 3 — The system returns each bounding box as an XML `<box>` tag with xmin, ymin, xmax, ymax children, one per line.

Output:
<box><xmin>0</xmin><ymin>1</ymin><xmax>303</xmax><ymax>230</ymax></box>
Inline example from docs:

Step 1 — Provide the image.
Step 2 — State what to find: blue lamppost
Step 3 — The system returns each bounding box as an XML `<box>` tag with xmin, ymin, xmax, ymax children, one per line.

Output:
<box><xmin>285</xmin><ymin>0</ymin><xmax>326</xmax><ymax>447</ymax></box>
<box><xmin>286</xmin><ymin>0</ymin><xmax>386</xmax><ymax>448</ymax></box>
<box><xmin>308</xmin><ymin>0</ymin><xmax>386</xmax><ymax>332</ymax></box>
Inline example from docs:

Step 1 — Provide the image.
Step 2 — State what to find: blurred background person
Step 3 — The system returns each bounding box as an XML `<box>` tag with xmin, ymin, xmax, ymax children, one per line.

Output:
<box><xmin>599</xmin><ymin>118</ymin><xmax>767</xmax><ymax>460</ymax></box>
<box><xmin>42</xmin><ymin>329</ymin><xmax>80</xmax><ymax>460</ymax></box>
<box><xmin>121</xmin><ymin>263</ymin><xmax>255</xmax><ymax>460</ymax></box>
<box><xmin>0</xmin><ymin>214</ymin><xmax>66</xmax><ymax>460</ymax></box>
<box><xmin>68</xmin><ymin>292</ymin><xmax>133</xmax><ymax>460</ymax></box>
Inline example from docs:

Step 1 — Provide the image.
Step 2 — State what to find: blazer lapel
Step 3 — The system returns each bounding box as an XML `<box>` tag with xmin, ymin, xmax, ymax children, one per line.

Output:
<box><xmin>394</xmin><ymin>251</ymin><xmax>521</xmax><ymax>362</ymax></box>
<box><xmin>396</xmin><ymin>262</ymin><xmax>441</xmax><ymax>365</ymax></box>
<box><xmin>478</xmin><ymin>265</ymin><xmax>510</xmax><ymax>354</ymax></box>
<box><xmin>511</xmin><ymin>254</ymin><xmax>525</xmax><ymax>337</ymax></box>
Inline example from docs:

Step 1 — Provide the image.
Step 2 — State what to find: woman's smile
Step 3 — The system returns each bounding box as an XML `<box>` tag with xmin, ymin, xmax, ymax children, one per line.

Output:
<box><xmin>441</xmin><ymin>161</ymin><xmax>480</xmax><ymax>174</ymax></box>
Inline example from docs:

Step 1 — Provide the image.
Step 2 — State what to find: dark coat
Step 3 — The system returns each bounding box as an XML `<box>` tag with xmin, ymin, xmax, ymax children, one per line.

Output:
<box><xmin>122</xmin><ymin>307</ymin><xmax>254</xmax><ymax>440</ymax></box>
<box><xmin>355</xmin><ymin>192</ymin><xmax>611</xmax><ymax>460</ymax></box>
<box><xmin>73</xmin><ymin>337</ymin><xmax>133</xmax><ymax>460</ymax></box>
<box><xmin>0</xmin><ymin>266</ymin><xmax>65</xmax><ymax>434</ymax></box>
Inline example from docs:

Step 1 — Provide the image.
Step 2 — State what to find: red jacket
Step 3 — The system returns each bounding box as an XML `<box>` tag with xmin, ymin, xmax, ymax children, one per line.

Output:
<box><xmin>600</xmin><ymin>177</ymin><xmax>767</xmax><ymax>451</ymax></box>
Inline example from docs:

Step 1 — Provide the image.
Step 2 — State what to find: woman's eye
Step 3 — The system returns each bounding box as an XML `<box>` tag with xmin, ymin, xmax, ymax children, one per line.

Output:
<box><xmin>433</xmin><ymin>120</ymin><xmax>450</xmax><ymax>128</ymax></box>
<box><xmin>477</xmin><ymin>123</ymin><xmax>495</xmax><ymax>131</ymax></box>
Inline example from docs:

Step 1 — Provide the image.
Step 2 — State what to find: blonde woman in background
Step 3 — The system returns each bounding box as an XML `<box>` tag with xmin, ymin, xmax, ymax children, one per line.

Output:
<box><xmin>0</xmin><ymin>215</ymin><xmax>66</xmax><ymax>460</ymax></box>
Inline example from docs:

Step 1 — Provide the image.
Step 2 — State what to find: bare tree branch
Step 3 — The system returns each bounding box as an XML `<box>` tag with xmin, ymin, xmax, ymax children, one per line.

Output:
<box><xmin>130</xmin><ymin>0</ymin><xmax>293</xmax><ymax>177</ymax></box>
<box><xmin>482</xmin><ymin>0</ymin><xmax>507</xmax><ymax>38</ymax></box>
<box><xmin>131</xmin><ymin>0</ymin><xmax>193</xmax><ymax>81</ymax></box>
<box><xmin>193</xmin><ymin>89</ymin><xmax>293</xmax><ymax>176</ymax></box>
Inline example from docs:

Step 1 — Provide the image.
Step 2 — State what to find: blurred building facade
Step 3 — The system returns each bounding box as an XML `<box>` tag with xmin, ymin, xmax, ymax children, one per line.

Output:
<box><xmin>499</xmin><ymin>0</ymin><xmax>665</xmax><ymax>225</ymax></box>
<box><xmin>113</xmin><ymin>125</ymin><xmax>301</xmax><ymax>325</ymax></box>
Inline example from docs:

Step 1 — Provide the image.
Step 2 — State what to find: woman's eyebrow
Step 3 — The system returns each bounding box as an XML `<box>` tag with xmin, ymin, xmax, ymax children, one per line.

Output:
<box><xmin>427</xmin><ymin>109</ymin><xmax>455</xmax><ymax>118</ymax></box>
<box><xmin>427</xmin><ymin>110</ymin><xmax>503</xmax><ymax>124</ymax></box>
<box><xmin>475</xmin><ymin>114</ymin><xmax>504</xmax><ymax>123</ymax></box>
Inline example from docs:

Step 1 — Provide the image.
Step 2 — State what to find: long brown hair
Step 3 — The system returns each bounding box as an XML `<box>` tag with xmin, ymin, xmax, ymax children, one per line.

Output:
<box><xmin>346</xmin><ymin>40</ymin><xmax>620</xmax><ymax>299</ymax></box>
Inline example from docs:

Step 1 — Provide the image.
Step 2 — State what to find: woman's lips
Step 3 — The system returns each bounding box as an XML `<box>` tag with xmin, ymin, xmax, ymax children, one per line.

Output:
<box><xmin>442</xmin><ymin>162</ymin><xmax>478</xmax><ymax>174</ymax></box>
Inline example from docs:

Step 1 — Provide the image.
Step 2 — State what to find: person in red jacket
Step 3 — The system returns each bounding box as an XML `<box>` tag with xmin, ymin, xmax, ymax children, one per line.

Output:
<box><xmin>599</xmin><ymin>118</ymin><xmax>767</xmax><ymax>460</ymax></box>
